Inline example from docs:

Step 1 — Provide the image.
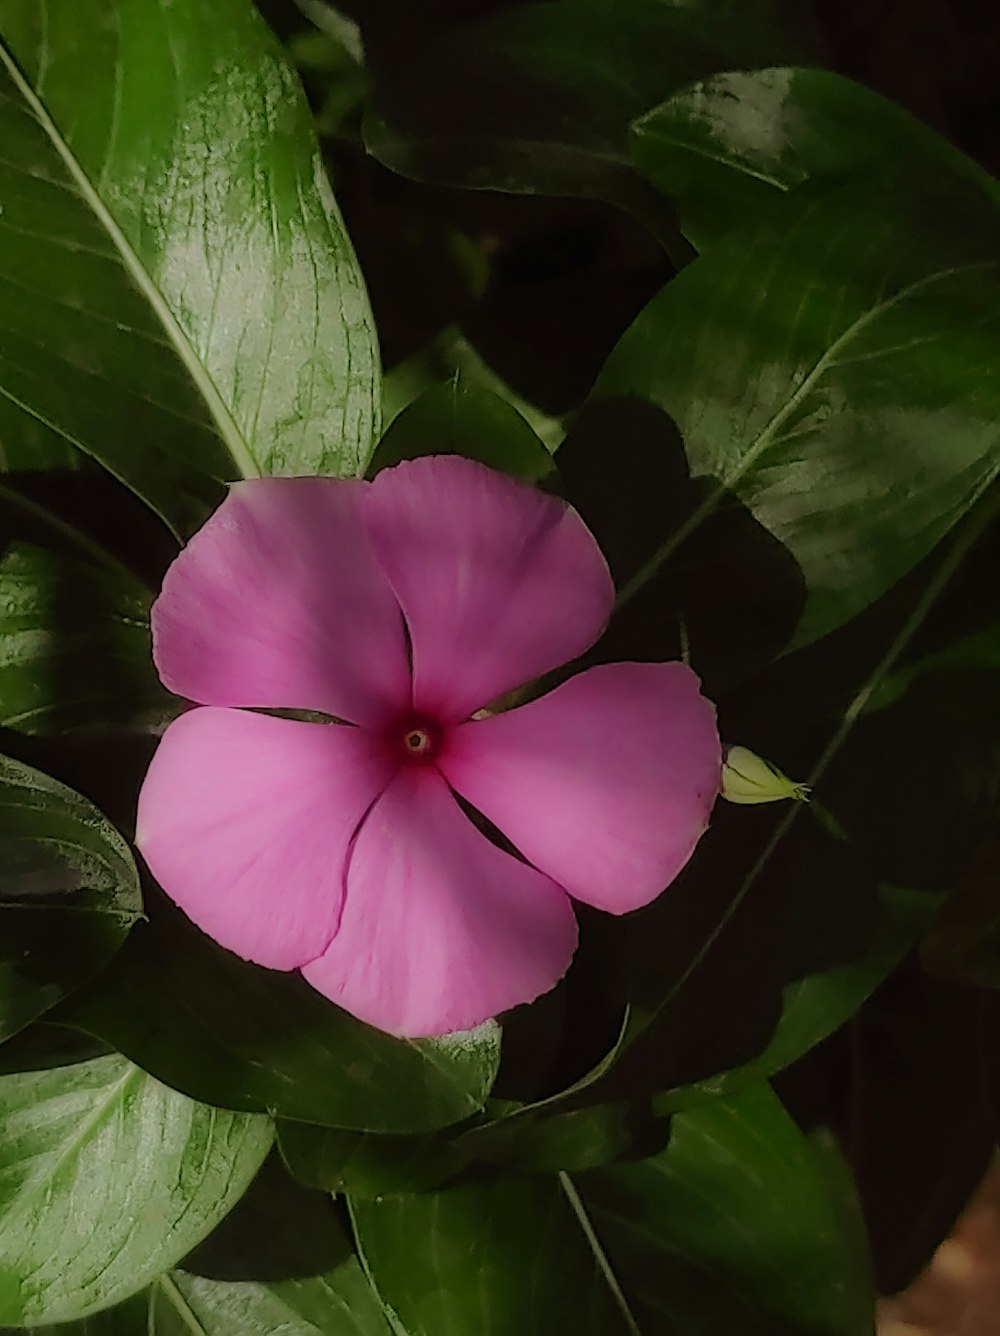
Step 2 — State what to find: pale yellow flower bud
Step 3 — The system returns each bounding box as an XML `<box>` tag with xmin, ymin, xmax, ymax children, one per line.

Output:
<box><xmin>721</xmin><ymin>745</ymin><xmax>810</xmax><ymax>805</ymax></box>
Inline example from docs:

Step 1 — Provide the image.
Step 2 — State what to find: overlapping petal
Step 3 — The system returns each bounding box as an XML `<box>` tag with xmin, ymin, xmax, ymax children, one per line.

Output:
<box><xmin>136</xmin><ymin>708</ymin><xmax>396</xmax><ymax>970</ymax></box>
<box><xmin>152</xmin><ymin>478</ymin><xmax>410</xmax><ymax>726</ymax></box>
<box><xmin>301</xmin><ymin>765</ymin><xmax>578</xmax><ymax>1036</ymax></box>
<box><xmin>439</xmin><ymin>662</ymin><xmax>721</xmax><ymax>913</ymax></box>
<box><xmin>362</xmin><ymin>455</ymin><xmax>614</xmax><ymax>722</ymax></box>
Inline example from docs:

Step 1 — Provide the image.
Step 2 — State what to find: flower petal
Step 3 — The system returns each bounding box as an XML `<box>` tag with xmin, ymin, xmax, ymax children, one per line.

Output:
<box><xmin>136</xmin><ymin>708</ymin><xmax>396</xmax><ymax>969</ymax></box>
<box><xmin>439</xmin><ymin>662</ymin><xmax>721</xmax><ymax>913</ymax></box>
<box><xmin>301</xmin><ymin>765</ymin><xmax>578</xmax><ymax>1036</ymax></box>
<box><xmin>153</xmin><ymin>478</ymin><xmax>411</xmax><ymax>726</ymax></box>
<box><xmin>363</xmin><ymin>455</ymin><xmax>614</xmax><ymax>722</ymax></box>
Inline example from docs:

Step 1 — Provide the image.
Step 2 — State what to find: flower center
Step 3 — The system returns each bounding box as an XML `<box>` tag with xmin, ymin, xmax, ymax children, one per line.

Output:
<box><xmin>404</xmin><ymin>727</ymin><xmax>433</xmax><ymax>756</ymax></box>
<box><xmin>395</xmin><ymin>718</ymin><xmax>441</xmax><ymax>764</ymax></box>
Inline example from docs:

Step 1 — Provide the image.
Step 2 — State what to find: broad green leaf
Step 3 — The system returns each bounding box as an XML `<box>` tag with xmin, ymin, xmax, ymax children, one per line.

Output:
<box><xmin>632</xmin><ymin>67</ymin><xmax>1000</xmax><ymax>247</ymax></box>
<box><xmin>149</xmin><ymin>1268</ymin><xmax>390</xmax><ymax>1336</ymax></box>
<box><xmin>0</xmin><ymin>1021</ymin><xmax>110</xmax><ymax>1078</ymax></box>
<box><xmin>279</xmin><ymin>1120</ymin><xmax>469</xmax><ymax>1197</ymax></box>
<box><xmin>579</xmin><ymin>1083</ymin><xmax>874</xmax><ymax>1334</ymax></box>
<box><xmin>0</xmin><ymin>543</ymin><xmax>172</xmax><ymax>734</ymax></box>
<box><xmin>454</xmin><ymin>1100</ymin><xmax>651</xmax><ymax>1173</ymax></box>
<box><xmin>381</xmin><ymin>328</ymin><xmax>565</xmax><ymax>453</ymax></box>
<box><xmin>0</xmin><ymin>1052</ymin><xmax>273</xmax><ymax>1326</ymax></box>
<box><xmin>365</xmin><ymin>0</ymin><xmax>810</xmax><ymax>205</ymax></box>
<box><xmin>595</xmin><ymin>183</ymin><xmax>1000</xmax><ymax>649</ymax></box>
<box><xmin>0</xmin><ymin>754</ymin><xmax>142</xmax><ymax>1043</ymax></box>
<box><xmin>350</xmin><ymin>1172</ymin><xmax>640</xmax><ymax>1336</ymax></box>
<box><xmin>662</xmin><ymin>884</ymin><xmax>940</xmax><ymax>1111</ymax></box>
<box><xmin>64</xmin><ymin>902</ymin><xmax>500</xmax><ymax>1133</ymax></box>
<box><xmin>0</xmin><ymin>0</ymin><xmax>378</xmax><ymax>536</ymax></box>
<box><xmin>9</xmin><ymin>1264</ymin><xmax>389</xmax><ymax>1335</ymax></box>
<box><xmin>155</xmin><ymin>1150</ymin><xmax>391</xmax><ymax>1335</ymax></box>
<box><xmin>369</xmin><ymin>377</ymin><xmax>555</xmax><ymax>481</ymax></box>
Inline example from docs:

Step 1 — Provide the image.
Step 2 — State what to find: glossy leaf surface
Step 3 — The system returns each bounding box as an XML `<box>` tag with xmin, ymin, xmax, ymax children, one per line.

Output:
<box><xmin>580</xmin><ymin>1084</ymin><xmax>874</xmax><ymax>1334</ymax></box>
<box><xmin>65</xmin><ymin>903</ymin><xmax>500</xmax><ymax>1133</ymax></box>
<box><xmin>365</xmin><ymin>0</ymin><xmax>809</xmax><ymax>202</ymax></box>
<box><xmin>0</xmin><ymin>1053</ymin><xmax>273</xmax><ymax>1325</ymax></box>
<box><xmin>278</xmin><ymin>1120</ymin><xmax>469</xmax><ymax>1197</ymax></box>
<box><xmin>369</xmin><ymin>378</ymin><xmax>555</xmax><ymax>482</ymax></box>
<box><xmin>595</xmin><ymin>184</ymin><xmax>1000</xmax><ymax>649</ymax></box>
<box><xmin>350</xmin><ymin>1172</ymin><xmax>639</xmax><ymax>1336</ymax></box>
<box><xmin>159</xmin><ymin>1151</ymin><xmax>391</xmax><ymax>1335</ymax></box>
<box><xmin>632</xmin><ymin>66</ymin><xmax>1000</xmax><ymax>246</ymax></box>
<box><xmin>0</xmin><ymin>0</ymin><xmax>377</xmax><ymax>534</ymax></box>
<box><xmin>0</xmin><ymin>544</ymin><xmax>171</xmax><ymax>734</ymax></box>
<box><xmin>0</xmin><ymin>754</ymin><xmax>142</xmax><ymax>1043</ymax></box>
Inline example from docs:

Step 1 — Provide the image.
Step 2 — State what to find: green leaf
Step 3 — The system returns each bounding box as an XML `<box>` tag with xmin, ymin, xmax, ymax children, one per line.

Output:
<box><xmin>0</xmin><ymin>754</ymin><xmax>142</xmax><ymax>1043</ymax></box>
<box><xmin>597</xmin><ymin>183</ymin><xmax>1000</xmax><ymax>649</ymax></box>
<box><xmin>350</xmin><ymin>1171</ymin><xmax>641</xmax><ymax>1336</ymax></box>
<box><xmin>160</xmin><ymin>1150</ymin><xmax>391</xmax><ymax>1335</ymax></box>
<box><xmin>497</xmin><ymin>494</ymin><xmax>998</xmax><ymax>1121</ymax></box>
<box><xmin>381</xmin><ymin>327</ymin><xmax>565</xmax><ymax>453</ymax></box>
<box><xmin>365</xmin><ymin>0</ymin><xmax>810</xmax><ymax>204</ymax></box>
<box><xmin>631</xmin><ymin>66</ymin><xmax>1000</xmax><ymax>247</ymax></box>
<box><xmin>0</xmin><ymin>0</ymin><xmax>378</xmax><ymax>536</ymax></box>
<box><xmin>149</xmin><ymin>1267</ymin><xmax>390</xmax><ymax>1336</ymax></box>
<box><xmin>0</xmin><ymin>1052</ymin><xmax>273</xmax><ymax>1325</ymax></box>
<box><xmin>663</xmin><ymin>884</ymin><xmax>940</xmax><ymax>1110</ymax></box>
<box><xmin>63</xmin><ymin>902</ymin><xmax>500</xmax><ymax>1133</ymax></box>
<box><xmin>0</xmin><ymin>1292</ymin><xmax>149</xmax><ymax>1334</ymax></box>
<box><xmin>369</xmin><ymin>377</ymin><xmax>555</xmax><ymax>482</ymax></box>
<box><xmin>578</xmin><ymin>1084</ymin><xmax>874</xmax><ymax>1334</ymax></box>
<box><xmin>0</xmin><ymin>543</ymin><xmax>173</xmax><ymax>735</ymax></box>
<box><xmin>278</xmin><ymin>1121</ymin><xmax>469</xmax><ymax>1197</ymax></box>
<box><xmin>455</xmin><ymin>1101</ymin><xmax>655</xmax><ymax>1173</ymax></box>
<box><xmin>17</xmin><ymin>1259</ymin><xmax>390</xmax><ymax>1336</ymax></box>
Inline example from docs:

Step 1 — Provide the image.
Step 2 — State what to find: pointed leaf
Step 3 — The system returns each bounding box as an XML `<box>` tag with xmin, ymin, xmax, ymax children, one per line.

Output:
<box><xmin>369</xmin><ymin>377</ymin><xmax>555</xmax><ymax>481</ymax></box>
<box><xmin>64</xmin><ymin>904</ymin><xmax>501</xmax><ymax>1133</ymax></box>
<box><xmin>0</xmin><ymin>754</ymin><xmax>142</xmax><ymax>1043</ymax></box>
<box><xmin>597</xmin><ymin>183</ymin><xmax>1000</xmax><ymax>648</ymax></box>
<box><xmin>579</xmin><ymin>1084</ymin><xmax>874</xmax><ymax>1334</ymax></box>
<box><xmin>350</xmin><ymin>1171</ymin><xmax>640</xmax><ymax>1336</ymax></box>
<box><xmin>632</xmin><ymin>66</ymin><xmax>1000</xmax><ymax>246</ymax></box>
<box><xmin>0</xmin><ymin>1053</ymin><xmax>273</xmax><ymax>1325</ymax></box>
<box><xmin>365</xmin><ymin>0</ymin><xmax>810</xmax><ymax>203</ymax></box>
<box><xmin>0</xmin><ymin>544</ymin><xmax>173</xmax><ymax>735</ymax></box>
<box><xmin>0</xmin><ymin>0</ymin><xmax>378</xmax><ymax>535</ymax></box>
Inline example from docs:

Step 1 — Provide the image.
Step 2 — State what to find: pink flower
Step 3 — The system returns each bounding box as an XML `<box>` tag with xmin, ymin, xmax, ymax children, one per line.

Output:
<box><xmin>136</xmin><ymin>456</ymin><xmax>720</xmax><ymax>1037</ymax></box>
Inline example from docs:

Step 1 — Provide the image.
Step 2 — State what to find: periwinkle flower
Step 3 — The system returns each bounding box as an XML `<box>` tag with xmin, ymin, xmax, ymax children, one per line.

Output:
<box><xmin>137</xmin><ymin>455</ymin><xmax>720</xmax><ymax>1036</ymax></box>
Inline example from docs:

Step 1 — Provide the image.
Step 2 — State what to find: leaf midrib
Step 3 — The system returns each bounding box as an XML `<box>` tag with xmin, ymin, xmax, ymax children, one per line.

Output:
<box><xmin>0</xmin><ymin>36</ymin><xmax>261</xmax><ymax>485</ymax></box>
<box><xmin>613</xmin><ymin>256</ymin><xmax>999</xmax><ymax>610</ymax></box>
<box><xmin>1</xmin><ymin>1060</ymin><xmax>142</xmax><ymax>1230</ymax></box>
<box><xmin>559</xmin><ymin>1170</ymin><xmax>642</xmax><ymax>1336</ymax></box>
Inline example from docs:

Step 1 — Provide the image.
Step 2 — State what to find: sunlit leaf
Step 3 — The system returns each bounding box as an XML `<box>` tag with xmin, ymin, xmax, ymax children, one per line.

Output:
<box><xmin>366</xmin><ymin>0</ymin><xmax>810</xmax><ymax>206</ymax></box>
<box><xmin>632</xmin><ymin>66</ymin><xmax>1000</xmax><ymax>246</ymax></box>
<box><xmin>0</xmin><ymin>0</ymin><xmax>378</xmax><ymax>535</ymax></box>
<box><xmin>595</xmin><ymin>183</ymin><xmax>1000</xmax><ymax>648</ymax></box>
<box><xmin>0</xmin><ymin>1052</ymin><xmax>273</xmax><ymax>1325</ymax></box>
